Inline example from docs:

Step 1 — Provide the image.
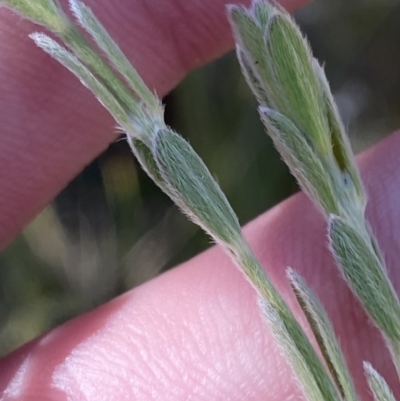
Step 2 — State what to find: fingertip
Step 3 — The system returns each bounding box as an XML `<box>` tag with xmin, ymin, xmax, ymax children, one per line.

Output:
<box><xmin>1</xmin><ymin>133</ymin><xmax>400</xmax><ymax>400</ymax></box>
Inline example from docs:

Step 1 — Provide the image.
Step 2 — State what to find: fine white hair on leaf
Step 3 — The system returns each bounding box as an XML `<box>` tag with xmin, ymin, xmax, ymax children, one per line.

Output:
<box><xmin>364</xmin><ymin>362</ymin><xmax>397</xmax><ymax>401</ymax></box>
<box><xmin>287</xmin><ymin>268</ymin><xmax>359</xmax><ymax>401</ymax></box>
<box><xmin>30</xmin><ymin>32</ymin><xmax>130</xmax><ymax>128</ymax></box>
<box><xmin>68</xmin><ymin>0</ymin><xmax>162</xmax><ymax>115</ymax></box>
<box><xmin>258</xmin><ymin>297</ymin><xmax>340</xmax><ymax>401</ymax></box>
<box><xmin>30</xmin><ymin>32</ymin><xmax>64</xmax><ymax>55</ymax></box>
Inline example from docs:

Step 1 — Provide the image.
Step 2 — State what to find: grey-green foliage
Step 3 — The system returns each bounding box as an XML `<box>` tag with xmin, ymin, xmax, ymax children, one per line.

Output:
<box><xmin>259</xmin><ymin>298</ymin><xmax>341</xmax><ymax>401</ymax></box>
<box><xmin>229</xmin><ymin>2</ymin><xmax>330</xmax><ymax>152</ymax></box>
<box><xmin>69</xmin><ymin>0</ymin><xmax>160</xmax><ymax>113</ymax></box>
<box><xmin>30</xmin><ymin>32</ymin><xmax>132</xmax><ymax>128</ymax></box>
<box><xmin>259</xmin><ymin>107</ymin><xmax>340</xmax><ymax>215</ymax></box>
<box><xmin>229</xmin><ymin>0</ymin><xmax>365</xmax><ymax>223</ymax></box>
<box><xmin>229</xmin><ymin>0</ymin><xmax>399</xmax><ymax>399</ymax></box>
<box><xmin>312</xmin><ymin>60</ymin><xmax>365</xmax><ymax>208</ymax></box>
<box><xmin>364</xmin><ymin>362</ymin><xmax>397</xmax><ymax>401</ymax></box>
<box><xmin>0</xmin><ymin>0</ymin><xmax>67</xmax><ymax>30</ymax></box>
<box><xmin>153</xmin><ymin>128</ymin><xmax>243</xmax><ymax>246</ymax></box>
<box><xmin>1</xmin><ymin>3</ymin><xmax>343</xmax><ymax>400</ymax></box>
<box><xmin>2</xmin><ymin>0</ymin><xmax>399</xmax><ymax>400</ymax></box>
<box><xmin>329</xmin><ymin>216</ymin><xmax>400</xmax><ymax>342</ymax></box>
<box><xmin>288</xmin><ymin>269</ymin><xmax>359</xmax><ymax>401</ymax></box>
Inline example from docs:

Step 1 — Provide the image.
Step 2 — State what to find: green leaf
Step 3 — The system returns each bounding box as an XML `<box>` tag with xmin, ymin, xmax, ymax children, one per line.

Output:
<box><xmin>264</xmin><ymin>13</ymin><xmax>329</xmax><ymax>154</ymax></box>
<box><xmin>236</xmin><ymin>47</ymin><xmax>269</xmax><ymax>107</ymax></box>
<box><xmin>259</xmin><ymin>298</ymin><xmax>341</xmax><ymax>401</ymax></box>
<box><xmin>153</xmin><ymin>128</ymin><xmax>242</xmax><ymax>246</ymax></box>
<box><xmin>259</xmin><ymin>107</ymin><xmax>339</xmax><ymax>215</ymax></box>
<box><xmin>129</xmin><ymin>138</ymin><xmax>166</xmax><ymax>191</ymax></box>
<box><xmin>229</xmin><ymin>4</ymin><xmax>277</xmax><ymax>109</ymax></box>
<box><xmin>329</xmin><ymin>215</ymin><xmax>400</xmax><ymax>343</ymax></box>
<box><xmin>69</xmin><ymin>0</ymin><xmax>162</xmax><ymax>116</ymax></box>
<box><xmin>364</xmin><ymin>362</ymin><xmax>398</xmax><ymax>401</ymax></box>
<box><xmin>312</xmin><ymin>60</ymin><xmax>366</xmax><ymax>210</ymax></box>
<box><xmin>288</xmin><ymin>269</ymin><xmax>359</xmax><ymax>401</ymax></box>
<box><xmin>61</xmin><ymin>25</ymin><xmax>142</xmax><ymax>120</ymax></box>
<box><xmin>229</xmin><ymin>1</ymin><xmax>331</xmax><ymax>155</ymax></box>
<box><xmin>0</xmin><ymin>0</ymin><xmax>67</xmax><ymax>31</ymax></box>
<box><xmin>31</xmin><ymin>33</ymin><xmax>131</xmax><ymax>128</ymax></box>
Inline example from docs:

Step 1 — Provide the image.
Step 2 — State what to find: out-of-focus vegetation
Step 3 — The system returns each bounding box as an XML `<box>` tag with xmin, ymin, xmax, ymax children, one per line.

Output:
<box><xmin>1</xmin><ymin>0</ymin><xmax>400</xmax><ymax>356</ymax></box>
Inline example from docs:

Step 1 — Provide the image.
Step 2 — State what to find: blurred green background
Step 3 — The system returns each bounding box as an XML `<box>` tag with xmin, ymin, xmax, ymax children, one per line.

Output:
<box><xmin>1</xmin><ymin>0</ymin><xmax>400</xmax><ymax>356</ymax></box>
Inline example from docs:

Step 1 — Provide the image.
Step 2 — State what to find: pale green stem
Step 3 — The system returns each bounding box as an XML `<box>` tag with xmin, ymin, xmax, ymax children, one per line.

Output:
<box><xmin>229</xmin><ymin>1</ymin><xmax>400</xmax><ymax>394</ymax></box>
<box><xmin>3</xmin><ymin>0</ymin><xmax>398</xmax><ymax>399</ymax></box>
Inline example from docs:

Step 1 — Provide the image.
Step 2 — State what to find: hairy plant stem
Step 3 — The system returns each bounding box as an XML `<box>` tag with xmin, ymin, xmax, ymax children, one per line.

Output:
<box><xmin>1</xmin><ymin>0</ymin><xmax>399</xmax><ymax>400</ymax></box>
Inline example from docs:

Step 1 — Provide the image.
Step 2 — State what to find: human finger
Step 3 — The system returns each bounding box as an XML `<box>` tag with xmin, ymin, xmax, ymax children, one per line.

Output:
<box><xmin>0</xmin><ymin>0</ymin><xmax>308</xmax><ymax>248</ymax></box>
<box><xmin>0</xmin><ymin>129</ymin><xmax>399</xmax><ymax>401</ymax></box>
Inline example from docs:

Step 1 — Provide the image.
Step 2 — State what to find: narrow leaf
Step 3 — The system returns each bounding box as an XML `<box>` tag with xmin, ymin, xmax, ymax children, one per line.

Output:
<box><xmin>312</xmin><ymin>60</ymin><xmax>366</xmax><ymax>210</ymax></box>
<box><xmin>259</xmin><ymin>107</ymin><xmax>339</xmax><ymax>216</ymax></box>
<box><xmin>61</xmin><ymin>25</ymin><xmax>142</xmax><ymax>120</ymax></box>
<box><xmin>129</xmin><ymin>138</ymin><xmax>166</xmax><ymax>191</ymax></box>
<box><xmin>69</xmin><ymin>0</ymin><xmax>162</xmax><ymax>115</ymax></box>
<box><xmin>236</xmin><ymin>46</ymin><xmax>269</xmax><ymax>107</ymax></box>
<box><xmin>288</xmin><ymin>268</ymin><xmax>359</xmax><ymax>401</ymax></box>
<box><xmin>329</xmin><ymin>215</ymin><xmax>400</xmax><ymax>343</ymax></box>
<box><xmin>229</xmin><ymin>4</ymin><xmax>278</xmax><ymax>109</ymax></box>
<box><xmin>364</xmin><ymin>362</ymin><xmax>397</xmax><ymax>401</ymax></box>
<box><xmin>265</xmin><ymin>12</ymin><xmax>330</xmax><ymax>154</ymax></box>
<box><xmin>153</xmin><ymin>128</ymin><xmax>242</xmax><ymax>246</ymax></box>
<box><xmin>229</xmin><ymin>1</ymin><xmax>331</xmax><ymax>155</ymax></box>
<box><xmin>0</xmin><ymin>0</ymin><xmax>67</xmax><ymax>31</ymax></box>
<box><xmin>259</xmin><ymin>298</ymin><xmax>341</xmax><ymax>401</ymax></box>
<box><xmin>30</xmin><ymin>33</ymin><xmax>131</xmax><ymax>128</ymax></box>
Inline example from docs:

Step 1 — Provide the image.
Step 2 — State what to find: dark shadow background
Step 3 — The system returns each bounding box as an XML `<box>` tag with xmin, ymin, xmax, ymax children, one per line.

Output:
<box><xmin>1</xmin><ymin>0</ymin><xmax>400</xmax><ymax>356</ymax></box>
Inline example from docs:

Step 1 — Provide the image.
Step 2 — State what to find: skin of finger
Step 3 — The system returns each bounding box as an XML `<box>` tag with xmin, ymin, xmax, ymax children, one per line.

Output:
<box><xmin>0</xmin><ymin>132</ymin><xmax>399</xmax><ymax>401</ymax></box>
<box><xmin>0</xmin><ymin>0</ymin><xmax>307</xmax><ymax>249</ymax></box>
